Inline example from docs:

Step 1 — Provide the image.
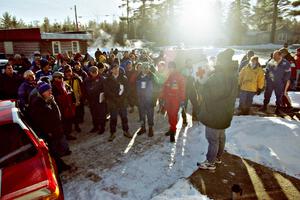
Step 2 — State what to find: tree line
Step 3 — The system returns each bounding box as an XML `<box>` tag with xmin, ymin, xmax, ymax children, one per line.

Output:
<box><xmin>1</xmin><ymin>0</ymin><xmax>300</xmax><ymax>45</ymax></box>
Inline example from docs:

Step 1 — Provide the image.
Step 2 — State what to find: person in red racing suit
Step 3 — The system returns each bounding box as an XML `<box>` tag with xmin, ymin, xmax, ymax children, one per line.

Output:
<box><xmin>160</xmin><ymin>61</ymin><xmax>186</xmax><ymax>143</ymax></box>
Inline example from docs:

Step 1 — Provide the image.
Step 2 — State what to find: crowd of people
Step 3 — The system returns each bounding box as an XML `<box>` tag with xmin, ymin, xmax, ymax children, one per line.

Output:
<box><xmin>0</xmin><ymin>45</ymin><xmax>299</xmax><ymax>172</ymax></box>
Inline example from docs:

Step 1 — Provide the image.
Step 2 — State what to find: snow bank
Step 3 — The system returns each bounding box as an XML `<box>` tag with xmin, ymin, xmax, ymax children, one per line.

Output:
<box><xmin>227</xmin><ymin>116</ymin><xmax>300</xmax><ymax>178</ymax></box>
<box><xmin>151</xmin><ymin>179</ymin><xmax>210</xmax><ymax>200</ymax></box>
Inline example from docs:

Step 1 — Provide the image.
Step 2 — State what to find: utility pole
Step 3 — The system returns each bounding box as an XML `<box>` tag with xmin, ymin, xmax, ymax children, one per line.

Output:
<box><xmin>74</xmin><ymin>5</ymin><xmax>79</xmax><ymax>31</ymax></box>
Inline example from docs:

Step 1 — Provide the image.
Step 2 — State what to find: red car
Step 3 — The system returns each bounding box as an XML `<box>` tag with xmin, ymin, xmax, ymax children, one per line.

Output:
<box><xmin>0</xmin><ymin>100</ymin><xmax>63</xmax><ymax>200</ymax></box>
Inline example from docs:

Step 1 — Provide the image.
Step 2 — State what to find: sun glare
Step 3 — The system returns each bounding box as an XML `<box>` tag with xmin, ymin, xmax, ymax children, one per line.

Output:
<box><xmin>175</xmin><ymin>0</ymin><xmax>220</xmax><ymax>44</ymax></box>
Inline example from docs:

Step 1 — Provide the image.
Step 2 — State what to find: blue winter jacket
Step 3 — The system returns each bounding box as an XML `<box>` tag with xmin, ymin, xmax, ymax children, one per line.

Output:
<box><xmin>265</xmin><ymin>58</ymin><xmax>291</xmax><ymax>86</ymax></box>
<box><xmin>18</xmin><ymin>80</ymin><xmax>36</xmax><ymax>111</ymax></box>
<box><xmin>136</xmin><ymin>73</ymin><xmax>154</xmax><ymax>106</ymax></box>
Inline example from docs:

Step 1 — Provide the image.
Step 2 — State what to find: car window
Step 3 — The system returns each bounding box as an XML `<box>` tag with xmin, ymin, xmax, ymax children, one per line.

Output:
<box><xmin>0</xmin><ymin>123</ymin><xmax>37</xmax><ymax>168</ymax></box>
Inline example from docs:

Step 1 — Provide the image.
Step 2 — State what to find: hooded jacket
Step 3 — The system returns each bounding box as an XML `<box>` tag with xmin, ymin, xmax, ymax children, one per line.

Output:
<box><xmin>198</xmin><ymin>51</ymin><xmax>238</xmax><ymax>129</ymax></box>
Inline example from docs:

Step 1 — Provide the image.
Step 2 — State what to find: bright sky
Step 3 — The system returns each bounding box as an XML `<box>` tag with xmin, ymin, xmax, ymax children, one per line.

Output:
<box><xmin>0</xmin><ymin>0</ymin><xmax>246</xmax><ymax>25</ymax></box>
<box><xmin>0</xmin><ymin>0</ymin><xmax>123</xmax><ymax>24</ymax></box>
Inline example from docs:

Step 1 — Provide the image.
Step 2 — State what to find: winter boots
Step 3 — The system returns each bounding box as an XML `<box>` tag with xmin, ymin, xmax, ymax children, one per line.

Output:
<box><xmin>123</xmin><ymin>131</ymin><xmax>133</xmax><ymax>138</ymax></box>
<box><xmin>258</xmin><ymin>104</ymin><xmax>267</xmax><ymax>112</ymax></box>
<box><xmin>108</xmin><ymin>133</ymin><xmax>116</xmax><ymax>142</ymax></box>
<box><xmin>148</xmin><ymin>126</ymin><xmax>153</xmax><ymax>137</ymax></box>
<box><xmin>137</xmin><ymin>126</ymin><xmax>146</xmax><ymax>135</ymax></box>
<box><xmin>165</xmin><ymin>130</ymin><xmax>172</xmax><ymax>136</ymax></box>
<box><xmin>170</xmin><ymin>131</ymin><xmax>176</xmax><ymax>143</ymax></box>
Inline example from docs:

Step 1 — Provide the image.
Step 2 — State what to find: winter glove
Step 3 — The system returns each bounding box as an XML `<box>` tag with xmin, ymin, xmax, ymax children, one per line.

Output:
<box><xmin>119</xmin><ymin>84</ymin><xmax>124</xmax><ymax>96</ymax></box>
<box><xmin>256</xmin><ymin>88</ymin><xmax>263</xmax><ymax>95</ymax></box>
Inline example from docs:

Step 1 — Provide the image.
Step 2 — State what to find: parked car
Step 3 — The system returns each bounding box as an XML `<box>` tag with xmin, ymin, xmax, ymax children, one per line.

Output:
<box><xmin>0</xmin><ymin>100</ymin><xmax>64</xmax><ymax>200</ymax></box>
<box><xmin>0</xmin><ymin>53</ymin><xmax>8</xmax><ymax>74</ymax></box>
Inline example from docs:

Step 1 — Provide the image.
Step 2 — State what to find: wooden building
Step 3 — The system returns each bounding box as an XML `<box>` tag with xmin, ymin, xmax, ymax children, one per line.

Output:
<box><xmin>0</xmin><ymin>28</ymin><xmax>92</xmax><ymax>58</ymax></box>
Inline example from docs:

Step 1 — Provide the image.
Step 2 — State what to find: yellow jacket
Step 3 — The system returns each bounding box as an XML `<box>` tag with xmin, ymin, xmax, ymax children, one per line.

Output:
<box><xmin>239</xmin><ymin>65</ymin><xmax>265</xmax><ymax>92</ymax></box>
<box><xmin>65</xmin><ymin>78</ymin><xmax>82</xmax><ymax>105</ymax></box>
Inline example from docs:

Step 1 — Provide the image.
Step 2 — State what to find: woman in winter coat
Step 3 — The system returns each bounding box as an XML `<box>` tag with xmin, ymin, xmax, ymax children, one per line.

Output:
<box><xmin>238</xmin><ymin>56</ymin><xmax>265</xmax><ymax>115</ymax></box>
<box><xmin>51</xmin><ymin>72</ymin><xmax>77</xmax><ymax>140</ymax></box>
<box><xmin>64</xmin><ymin>66</ymin><xmax>84</xmax><ymax>132</ymax></box>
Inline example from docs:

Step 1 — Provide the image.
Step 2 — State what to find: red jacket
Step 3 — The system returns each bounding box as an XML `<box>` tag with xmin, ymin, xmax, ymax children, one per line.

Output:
<box><xmin>160</xmin><ymin>71</ymin><xmax>186</xmax><ymax>108</ymax></box>
<box><xmin>295</xmin><ymin>53</ymin><xmax>300</xmax><ymax>71</ymax></box>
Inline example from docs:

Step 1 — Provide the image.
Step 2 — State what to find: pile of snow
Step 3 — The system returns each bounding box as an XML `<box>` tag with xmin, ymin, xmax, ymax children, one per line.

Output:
<box><xmin>253</xmin><ymin>91</ymin><xmax>300</xmax><ymax>108</ymax></box>
<box><xmin>227</xmin><ymin>116</ymin><xmax>300</xmax><ymax>178</ymax></box>
<box><xmin>151</xmin><ymin>179</ymin><xmax>210</xmax><ymax>200</ymax></box>
<box><xmin>63</xmin><ymin>114</ymin><xmax>300</xmax><ymax>199</ymax></box>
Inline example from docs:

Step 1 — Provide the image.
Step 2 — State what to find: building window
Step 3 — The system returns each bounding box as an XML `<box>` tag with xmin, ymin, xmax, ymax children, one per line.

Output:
<box><xmin>71</xmin><ymin>41</ymin><xmax>80</xmax><ymax>53</ymax></box>
<box><xmin>52</xmin><ymin>41</ymin><xmax>61</xmax><ymax>55</ymax></box>
<box><xmin>278</xmin><ymin>33</ymin><xmax>287</xmax><ymax>42</ymax></box>
<box><xmin>4</xmin><ymin>41</ymin><xmax>14</xmax><ymax>55</ymax></box>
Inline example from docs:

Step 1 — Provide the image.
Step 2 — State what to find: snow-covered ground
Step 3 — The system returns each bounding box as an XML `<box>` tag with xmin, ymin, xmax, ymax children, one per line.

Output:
<box><xmin>151</xmin><ymin>179</ymin><xmax>210</xmax><ymax>200</ymax></box>
<box><xmin>229</xmin><ymin>43</ymin><xmax>282</xmax><ymax>51</ymax></box>
<box><xmin>253</xmin><ymin>91</ymin><xmax>300</xmax><ymax>109</ymax></box>
<box><xmin>62</xmin><ymin>107</ymin><xmax>300</xmax><ymax>199</ymax></box>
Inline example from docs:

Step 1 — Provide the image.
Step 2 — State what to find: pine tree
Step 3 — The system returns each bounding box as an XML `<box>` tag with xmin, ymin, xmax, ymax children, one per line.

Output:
<box><xmin>250</xmin><ymin>0</ymin><xmax>290</xmax><ymax>43</ymax></box>
<box><xmin>291</xmin><ymin>0</ymin><xmax>300</xmax><ymax>16</ymax></box>
<box><xmin>42</xmin><ymin>17</ymin><xmax>50</xmax><ymax>32</ymax></box>
<box><xmin>11</xmin><ymin>16</ymin><xmax>19</xmax><ymax>28</ymax></box>
<box><xmin>270</xmin><ymin>0</ymin><xmax>291</xmax><ymax>43</ymax></box>
<box><xmin>250</xmin><ymin>0</ymin><xmax>273</xmax><ymax>31</ymax></box>
<box><xmin>1</xmin><ymin>12</ymin><xmax>12</xmax><ymax>29</ymax></box>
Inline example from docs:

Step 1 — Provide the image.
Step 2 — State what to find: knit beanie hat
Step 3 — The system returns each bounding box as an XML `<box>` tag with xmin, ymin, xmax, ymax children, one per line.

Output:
<box><xmin>38</xmin><ymin>82</ymin><xmax>51</xmax><ymax>94</ymax></box>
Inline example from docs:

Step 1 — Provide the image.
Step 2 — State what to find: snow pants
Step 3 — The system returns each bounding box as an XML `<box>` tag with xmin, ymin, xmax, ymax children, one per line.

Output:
<box><xmin>205</xmin><ymin>127</ymin><xmax>226</xmax><ymax>163</ymax></box>
<box><xmin>263</xmin><ymin>81</ymin><xmax>284</xmax><ymax>107</ymax></box>
<box><xmin>110</xmin><ymin>108</ymin><xmax>129</xmax><ymax>133</ymax></box>
<box><xmin>166</xmin><ymin>103</ymin><xmax>180</xmax><ymax>132</ymax></box>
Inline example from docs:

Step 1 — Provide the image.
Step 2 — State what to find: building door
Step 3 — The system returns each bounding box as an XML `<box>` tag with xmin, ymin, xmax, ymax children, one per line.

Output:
<box><xmin>4</xmin><ymin>41</ymin><xmax>13</xmax><ymax>55</ymax></box>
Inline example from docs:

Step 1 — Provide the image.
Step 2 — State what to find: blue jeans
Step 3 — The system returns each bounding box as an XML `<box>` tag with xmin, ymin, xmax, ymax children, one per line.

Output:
<box><xmin>239</xmin><ymin>90</ymin><xmax>256</xmax><ymax>113</ymax></box>
<box><xmin>110</xmin><ymin>108</ymin><xmax>129</xmax><ymax>133</ymax></box>
<box><xmin>205</xmin><ymin>127</ymin><xmax>226</xmax><ymax>163</ymax></box>
<box><xmin>139</xmin><ymin>102</ymin><xmax>154</xmax><ymax>127</ymax></box>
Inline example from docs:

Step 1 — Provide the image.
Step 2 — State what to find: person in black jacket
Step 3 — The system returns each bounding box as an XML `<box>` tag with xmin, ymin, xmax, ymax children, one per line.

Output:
<box><xmin>104</xmin><ymin>63</ymin><xmax>132</xmax><ymax>141</ymax></box>
<box><xmin>28</xmin><ymin>82</ymin><xmax>71</xmax><ymax>173</ymax></box>
<box><xmin>0</xmin><ymin>63</ymin><xmax>23</xmax><ymax>100</ymax></box>
<box><xmin>84</xmin><ymin>66</ymin><xmax>107</xmax><ymax>134</ymax></box>
<box><xmin>197</xmin><ymin>49</ymin><xmax>238</xmax><ymax>170</ymax></box>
